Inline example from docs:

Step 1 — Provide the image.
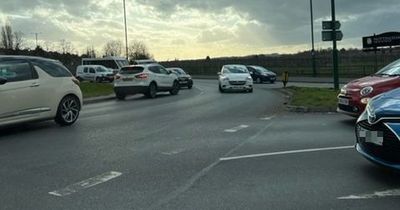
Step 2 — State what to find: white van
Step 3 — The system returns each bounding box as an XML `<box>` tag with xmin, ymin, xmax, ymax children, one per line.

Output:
<box><xmin>76</xmin><ymin>65</ymin><xmax>114</xmax><ymax>82</ymax></box>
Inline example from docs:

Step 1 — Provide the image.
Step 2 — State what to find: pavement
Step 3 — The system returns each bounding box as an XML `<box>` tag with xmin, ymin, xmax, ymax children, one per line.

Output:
<box><xmin>1</xmin><ymin>79</ymin><xmax>399</xmax><ymax>210</ymax></box>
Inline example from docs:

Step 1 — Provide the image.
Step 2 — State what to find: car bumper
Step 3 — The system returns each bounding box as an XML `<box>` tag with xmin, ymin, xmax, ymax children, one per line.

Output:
<box><xmin>356</xmin><ymin>143</ymin><xmax>400</xmax><ymax>170</ymax></box>
<box><xmin>337</xmin><ymin>94</ymin><xmax>364</xmax><ymax>116</ymax></box>
<box><xmin>114</xmin><ymin>86</ymin><xmax>148</xmax><ymax>95</ymax></box>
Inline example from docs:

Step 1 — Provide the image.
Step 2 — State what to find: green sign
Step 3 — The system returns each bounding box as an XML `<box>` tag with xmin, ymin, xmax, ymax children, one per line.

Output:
<box><xmin>322</xmin><ymin>21</ymin><xmax>341</xmax><ymax>30</ymax></box>
<box><xmin>322</xmin><ymin>30</ymin><xmax>343</xmax><ymax>41</ymax></box>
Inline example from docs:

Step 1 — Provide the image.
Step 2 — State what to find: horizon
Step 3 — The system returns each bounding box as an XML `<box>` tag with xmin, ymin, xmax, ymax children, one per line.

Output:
<box><xmin>1</xmin><ymin>0</ymin><xmax>399</xmax><ymax>60</ymax></box>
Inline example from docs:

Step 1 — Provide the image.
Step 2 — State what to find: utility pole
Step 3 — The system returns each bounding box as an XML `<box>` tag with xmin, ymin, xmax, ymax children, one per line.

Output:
<box><xmin>310</xmin><ymin>0</ymin><xmax>317</xmax><ymax>77</ymax></box>
<box><xmin>31</xmin><ymin>32</ymin><xmax>41</xmax><ymax>48</ymax></box>
<box><xmin>123</xmin><ymin>0</ymin><xmax>129</xmax><ymax>60</ymax></box>
<box><xmin>331</xmin><ymin>0</ymin><xmax>339</xmax><ymax>90</ymax></box>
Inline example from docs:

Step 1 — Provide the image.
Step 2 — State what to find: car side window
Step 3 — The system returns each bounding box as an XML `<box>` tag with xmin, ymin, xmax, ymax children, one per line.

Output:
<box><xmin>0</xmin><ymin>60</ymin><xmax>36</xmax><ymax>82</ymax></box>
<box><xmin>149</xmin><ymin>66</ymin><xmax>161</xmax><ymax>74</ymax></box>
<box><xmin>89</xmin><ymin>68</ymin><xmax>96</xmax><ymax>74</ymax></box>
<box><xmin>31</xmin><ymin>60</ymin><xmax>71</xmax><ymax>77</ymax></box>
<box><xmin>159</xmin><ymin>66</ymin><xmax>169</xmax><ymax>75</ymax></box>
<box><xmin>84</xmin><ymin>68</ymin><xmax>88</xmax><ymax>73</ymax></box>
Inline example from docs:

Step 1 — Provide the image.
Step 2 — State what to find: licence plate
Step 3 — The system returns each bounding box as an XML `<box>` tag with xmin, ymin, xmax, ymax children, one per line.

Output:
<box><xmin>357</xmin><ymin>126</ymin><xmax>383</xmax><ymax>146</ymax></box>
<box><xmin>338</xmin><ymin>98</ymin><xmax>349</xmax><ymax>105</ymax></box>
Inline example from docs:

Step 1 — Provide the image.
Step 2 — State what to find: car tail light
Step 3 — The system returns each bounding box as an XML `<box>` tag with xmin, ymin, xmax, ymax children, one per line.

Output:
<box><xmin>135</xmin><ymin>73</ymin><xmax>148</xmax><ymax>80</ymax></box>
<box><xmin>115</xmin><ymin>74</ymin><xmax>121</xmax><ymax>80</ymax></box>
<box><xmin>72</xmin><ymin>77</ymin><xmax>80</xmax><ymax>86</ymax></box>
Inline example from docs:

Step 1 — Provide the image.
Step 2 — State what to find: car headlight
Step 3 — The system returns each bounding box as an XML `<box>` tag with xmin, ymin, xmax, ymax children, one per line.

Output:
<box><xmin>360</xmin><ymin>98</ymin><xmax>371</xmax><ymax>104</ymax></box>
<box><xmin>366</xmin><ymin>103</ymin><xmax>376</xmax><ymax>124</ymax></box>
<box><xmin>221</xmin><ymin>77</ymin><xmax>229</xmax><ymax>81</ymax></box>
<box><xmin>247</xmin><ymin>76</ymin><xmax>252</xmax><ymax>80</ymax></box>
<box><xmin>360</xmin><ymin>86</ymin><xmax>373</xmax><ymax>96</ymax></box>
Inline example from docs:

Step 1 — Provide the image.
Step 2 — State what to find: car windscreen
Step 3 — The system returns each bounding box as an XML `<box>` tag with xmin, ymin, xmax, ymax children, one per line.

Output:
<box><xmin>96</xmin><ymin>67</ymin><xmax>108</xmax><ymax>73</ymax></box>
<box><xmin>120</xmin><ymin>66</ymin><xmax>144</xmax><ymax>74</ymax></box>
<box><xmin>375</xmin><ymin>59</ymin><xmax>400</xmax><ymax>76</ymax></box>
<box><xmin>172</xmin><ymin>69</ymin><xmax>186</xmax><ymax>75</ymax></box>
<box><xmin>255</xmin><ymin>66</ymin><xmax>271</xmax><ymax>74</ymax></box>
<box><xmin>225</xmin><ymin>66</ymin><xmax>248</xmax><ymax>74</ymax></box>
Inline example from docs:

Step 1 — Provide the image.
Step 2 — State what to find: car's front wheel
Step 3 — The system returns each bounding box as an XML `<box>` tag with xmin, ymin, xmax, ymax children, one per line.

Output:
<box><xmin>170</xmin><ymin>81</ymin><xmax>180</xmax><ymax>95</ymax></box>
<box><xmin>116</xmin><ymin>92</ymin><xmax>126</xmax><ymax>100</ymax></box>
<box><xmin>219</xmin><ymin>85</ymin><xmax>224</xmax><ymax>93</ymax></box>
<box><xmin>55</xmin><ymin>95</ymin><xmax>81</xmax><ymax>126</ymax></box>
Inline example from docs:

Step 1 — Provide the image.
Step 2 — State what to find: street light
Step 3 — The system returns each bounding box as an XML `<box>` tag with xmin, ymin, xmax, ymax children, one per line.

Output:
<box><xmin>31</xmin><ymin>32</ymin><xmax>42</xmax><ymax>49</ymax></box>
<box><xmin>123</xmin><ymin>0</ymin><xmax>129</xmax><ymax>60</ymax></box>
<box><xmin>310</xmin><ymin>0</ymin><xmax>317</xmax><ymax>77</ymax></box>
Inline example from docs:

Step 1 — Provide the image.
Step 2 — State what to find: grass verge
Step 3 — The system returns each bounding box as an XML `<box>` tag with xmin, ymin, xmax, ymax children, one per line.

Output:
<box><xmin>286</xmin><ymin>86</ymin><xmax>339</xmax><ymax>110</ymax></box>
<box><xmin>79</xmin><ymin>82</ymin><xmax>114</xmax><ymax>98</ymax></box>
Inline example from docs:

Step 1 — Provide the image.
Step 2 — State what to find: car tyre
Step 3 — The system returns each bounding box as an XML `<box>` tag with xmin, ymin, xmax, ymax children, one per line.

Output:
<box><xmin>116</xmin><ymin>93</ymin><xmax>126</xmax><ymax>100</ymax></box>
<box><xmin>55</xmin><ymin>95</ymin><xmax>81</xmax><ymax>126</ymax></box>
<box><xmin>146</xmin><ymin>82</ymin><xmax>157</xmax><ymax>98</ymax></box>
<box><xmin>170</xmin><ymin>80</ymin><xmax>180</xmax><ymax>95</ymax></box>
<box><xmin>188</xmin><ymin>81</ymin><xmax>193</xmax><ymax>89</ymax></box>
<box><xmin>219</xmin><ymin>85</ymin><xmax>225</xmax><ymax>93</ymax></box>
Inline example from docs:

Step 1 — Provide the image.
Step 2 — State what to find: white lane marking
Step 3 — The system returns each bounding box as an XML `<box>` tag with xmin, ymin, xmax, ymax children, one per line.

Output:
<box><xmin>49</xmin><ymin>171</ymin><xmax>122</xmax><ymax>197</ymax></box>
<box><xmin>220</xmin><ymin>145</ymin><xmax>354</xmax><ymax>161</ymax></box>
<box><xmin>162</xmin><ymin>149</ymin><xmax>185</xmax><ymax>155</ymax></box>
<box><xmin>338</xmin><ymin>189</ymin><xmax>400</xmax><ymax>200</ymax></box>
<box><xmin>260</xmin><ymin>115</ymin><xmax>276</xmax><ymax>121</ymax></box>
<box><xmin>149</xmin><ymin>121</ymin><xmax>275</xmax><ymax>210</ymax></box>
<box><xmin>224</xmin><ymin>125</ymin><xmax>249</xmax><ymax>133</ymax></box>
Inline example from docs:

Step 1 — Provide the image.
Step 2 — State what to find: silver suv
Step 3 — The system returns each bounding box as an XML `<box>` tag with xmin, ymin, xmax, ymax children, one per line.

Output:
<box><xmin>113</xmin><ymin>63</ymin><xmax>180</xmax><ymax>100</ymax></box>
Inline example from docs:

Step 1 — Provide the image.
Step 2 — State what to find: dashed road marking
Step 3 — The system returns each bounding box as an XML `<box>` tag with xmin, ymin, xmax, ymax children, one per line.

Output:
<box><xmin>338</xmin><ymin>189</ymin><xmax>400</xmax><ymax>200</ymax></box>
<box><xmin>49</xmin><ymin>171</ymin><xmax>122</xmax><ymax>197</ymax></box>
<box><xmin>260</xmin><ymin>115</ymin><xmax>276</xmax><ymax>121</ymax></box>
<box><xmin>224</xmin><ymin>125</ymin><xmax>249</xmax><ymax>133</ymax></box>
<box><xmin>220</xmin><ymin>145</ymin><xmax>354</xmax><ymax>161</ymax></box>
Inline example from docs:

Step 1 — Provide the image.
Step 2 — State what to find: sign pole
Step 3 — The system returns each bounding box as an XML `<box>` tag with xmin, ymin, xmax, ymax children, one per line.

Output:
<box><xmin>331</xmin><ymin>0</ymin><xmax>339</xmax><ymax>90</ymax></box>
<box><xmin>310</xmin><ymin>0</ymin><xmax>317</xmax><ymax>77</ymax></box>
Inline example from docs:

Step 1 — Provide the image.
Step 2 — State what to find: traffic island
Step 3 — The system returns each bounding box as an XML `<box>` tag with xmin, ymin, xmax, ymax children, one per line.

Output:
<box><xmin>283</xmin><ymin>86</ymin><xmax>339</xmax><ymax>113</ymax></box>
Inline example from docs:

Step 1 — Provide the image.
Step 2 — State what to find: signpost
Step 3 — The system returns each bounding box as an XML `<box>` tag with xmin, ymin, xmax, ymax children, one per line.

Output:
<box><xmin>322</xmin><ymin>0</ymin><xmax>342</xmax><ymax>90</ymax></box>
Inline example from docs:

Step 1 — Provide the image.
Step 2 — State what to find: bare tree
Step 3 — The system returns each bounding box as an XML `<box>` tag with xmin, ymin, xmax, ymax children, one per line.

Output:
<box><xmin>44</xmin><ymin>41</ymin><xmax>54</xmax><ymax>51</ymax></box>
<box><xmin>1</xmin><ymin>21</ymin><xmax>14</xmax><ymax>49</ymax></box>
<box><xmin>128</xmin><ymin>40</ymin><xmax>152</xmax><ymax>62</ymax></box>
<box><xmin>84</xmin><ymin>46</ymin><xmax>96</xmax><ymax>58</ymax></box>
<box><xmin>59</xmin><ymin>39</ymin><xmax>74</xmax><ymax>54</ymax></box>
<box><xmin>103</xmin><ymin>40</ymin><xmax>122</xmax><ymax>57</ymax></box>
<box><xmin>14</xmin><ymin>31</ymin><xmax>24</xmax><ymax>50</ymax></box>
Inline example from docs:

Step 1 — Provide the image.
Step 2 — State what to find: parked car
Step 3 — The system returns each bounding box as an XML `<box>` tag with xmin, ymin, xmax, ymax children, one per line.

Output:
<box><xmin>338</xmin><ymin>58</ymin><xmax>400</xmax><ymax>116</ymax></box>
<box><xmin>218</xmin><ymin>64</ymin><xmax>253</xmax><ymax>93</ymax></box>
<box><xmin>113</xmin><ymin>64</ymin><xmax>180</xmax><ymax>100</ymax></box>
<box><xmin>247</xmin><ymin>65</ymin><xmax>277</xmax><ymax>83</ymax></box>
<box><xmin>82</xmin><ymin>56</ymin><xmax>128</xmax><ymax>74</ymax></box>
<box><xmin>355</xmin><ymin>88</ymin><xmax>400</xmax><ymax>170</ymax></box>
<box><xmin>76</xmin><ymin>65</ymin><xmax>114</xmax><ymax>82</ymax></box>
<box><xmin>0</xmin><ymin>56</ymin><xmax>82</xmax><ymax>127</ymax></box>
<box><xmin>167</xmin><ymin>67</ymin><xmax>193</xmax><ymax>89</ymax></box>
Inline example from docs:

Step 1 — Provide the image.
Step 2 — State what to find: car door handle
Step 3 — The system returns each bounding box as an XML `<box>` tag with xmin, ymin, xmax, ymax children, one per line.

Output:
<box><xmin>30</xmin><ymin>83</ymin><xmax>40</xmax><ymax>87</ymax></box>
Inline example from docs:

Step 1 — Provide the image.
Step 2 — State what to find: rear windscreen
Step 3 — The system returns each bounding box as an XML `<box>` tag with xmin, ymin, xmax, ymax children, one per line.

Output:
<box><xmin>120</xmin><ymin>66</ymin><xmax>144</xmax><ymax>74</ymax></box>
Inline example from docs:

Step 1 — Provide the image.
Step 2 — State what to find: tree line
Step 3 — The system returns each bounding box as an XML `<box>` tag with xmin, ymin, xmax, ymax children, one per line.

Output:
<box><xmin>0</xmin><ymin>21</ymin><xmax>153</xmax><ymax>66</ymax></box>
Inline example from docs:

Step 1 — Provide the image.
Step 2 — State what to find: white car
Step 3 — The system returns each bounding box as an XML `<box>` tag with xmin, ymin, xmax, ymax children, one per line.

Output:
<box><xmin>76</xmin><ymin>65</ymin><xmax>114</xmax><ymax>82</ymax></box>
<box><xmin>218</xmin><ymin>64</ymin><xmax>253</xmax><ymax>93</ymax></box>
<box><xmin>113</xmin><ymin>64</ymin><xmax>180</xmax><ymax>99</ymax></box>
<box><xmin>0</xmin><ymin>56</ymin><xmax>83</xmax><ymax>127</ymax></box>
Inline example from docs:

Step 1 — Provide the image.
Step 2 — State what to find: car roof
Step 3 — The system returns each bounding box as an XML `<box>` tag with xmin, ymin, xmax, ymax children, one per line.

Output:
<box><xmin>0</xmin><ymin>55</ymin><xmax>58</xmax><ymax>63</ymax></box>
<box><xmin>223</xmin><ymin>64</ymin><xmax>247</xmax><ymax>68</ymax></box>
<box><xmin>122</xmin><ymin>63</ymin><xmax>160</xmax><ymax>68</ymax></box>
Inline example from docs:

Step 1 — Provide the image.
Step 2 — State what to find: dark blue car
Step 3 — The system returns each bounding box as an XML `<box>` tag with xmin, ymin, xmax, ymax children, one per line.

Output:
<box><xmin>355</xmin><ymin>88</ymin><xmax>400</xmax><ymax>169</ymax></box>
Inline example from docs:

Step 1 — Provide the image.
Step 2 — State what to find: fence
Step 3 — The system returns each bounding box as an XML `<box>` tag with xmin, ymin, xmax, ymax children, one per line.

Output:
<box><xmin>160</xmin><ymin>51</ymin><xmax>400</xmax><ymax>78</ymax></box>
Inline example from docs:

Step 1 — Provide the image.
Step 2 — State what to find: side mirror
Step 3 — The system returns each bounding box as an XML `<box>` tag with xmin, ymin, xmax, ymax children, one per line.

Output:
<box><xmin>167</xmin><ymin>70</ymin><xmax>172</xmax><ymax>74</ymax></box>
<box><xmin>217</xmin><ymin>72</ymin><xmax>221</xmax><ymax>75</ymax></box>
<box><xmin>0</xmin><ymin>77</ymin><xmax>7</xmax><ymax>85</ymax></box>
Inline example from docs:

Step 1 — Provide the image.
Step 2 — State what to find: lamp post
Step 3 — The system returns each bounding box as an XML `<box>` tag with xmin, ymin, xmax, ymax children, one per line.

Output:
<box><xmin>310</xmin><ymin>0</ymin><xmax>317</xmax><ymax>77</ymax></box>
<box><xmin>123</xmin><ymin>0</ymin><xmax>129</xmax><ymax>60</ymax></box>
<box><xmin>331</xmin><ymin>0</ymin><xmax>339</xmax><ymax>90</ymax></box>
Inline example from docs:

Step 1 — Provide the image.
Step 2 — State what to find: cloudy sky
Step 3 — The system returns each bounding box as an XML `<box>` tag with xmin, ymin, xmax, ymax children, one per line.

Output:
<box><xmin>1</xmin><ymin>0</ymin><xmax>399</xmax><ymax>60</ymax></box>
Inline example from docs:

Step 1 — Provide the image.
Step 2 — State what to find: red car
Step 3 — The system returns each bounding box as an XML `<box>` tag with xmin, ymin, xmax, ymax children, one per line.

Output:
<box><xmin>337</xmin><ymin>58</ymin><xmax>400</xmax><ymax>116</ymax></box>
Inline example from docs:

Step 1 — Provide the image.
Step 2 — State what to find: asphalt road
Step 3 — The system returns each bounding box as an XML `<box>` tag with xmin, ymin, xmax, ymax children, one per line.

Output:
<box><xmin>0</xmin><ymin>80</ymin><xmax>399</xmax><ymax>210</ymax></box>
